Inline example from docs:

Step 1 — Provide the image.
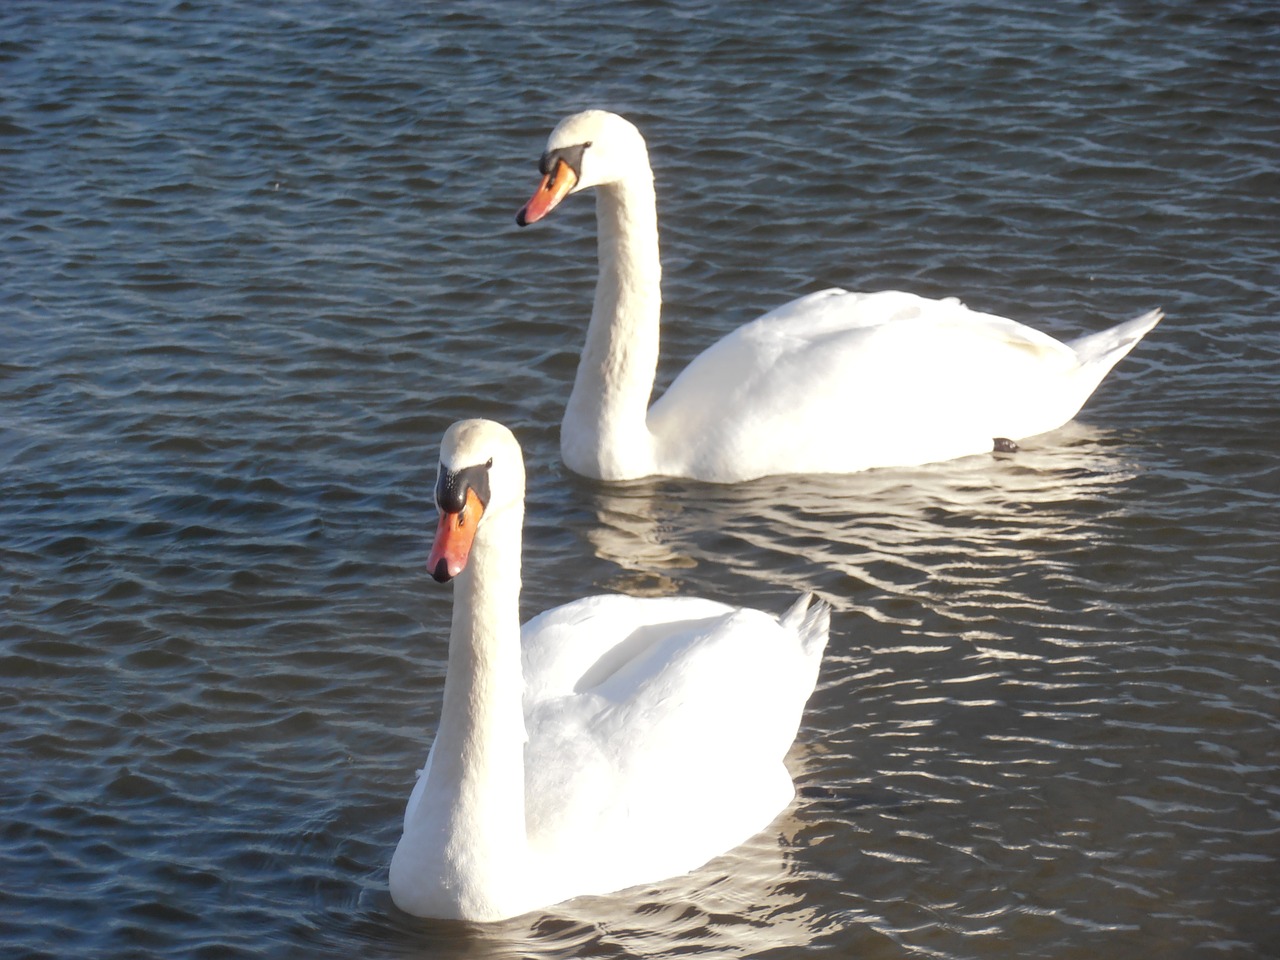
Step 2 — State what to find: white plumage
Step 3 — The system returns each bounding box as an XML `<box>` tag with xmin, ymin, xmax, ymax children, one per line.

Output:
<box><xmin>389</xmin><ymin>419</ymin><xmax>828</xmax><ymax>921</ymax></box>
<box><xmin>517</xmin><ymin>110</ymin><xmax>1162</xmax><ymax>483</ymax></box>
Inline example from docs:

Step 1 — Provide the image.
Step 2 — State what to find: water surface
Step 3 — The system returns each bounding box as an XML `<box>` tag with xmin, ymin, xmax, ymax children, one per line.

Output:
<box><xmin>2</xmin><ymin>2</ymin><xmax>1277</xmax><ymax>958</ymax></box>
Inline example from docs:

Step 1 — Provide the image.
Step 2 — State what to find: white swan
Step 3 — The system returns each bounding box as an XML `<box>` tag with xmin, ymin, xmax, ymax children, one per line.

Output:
<box><xmin>516</xmin><ymin>109</ymin><xmax>1163</xmax><ymax>483</ymax></box>
<box><xmin>389</xmin><ymin>419</ymin><xmax>829</xmax><ymax>922</ymax></box>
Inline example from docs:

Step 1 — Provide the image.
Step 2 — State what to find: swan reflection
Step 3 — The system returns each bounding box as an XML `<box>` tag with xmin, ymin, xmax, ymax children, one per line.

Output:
<box><xmin>578</xmin><ymin>421</ymin><xmax>1139</xmax><ymax>619</ymax></box>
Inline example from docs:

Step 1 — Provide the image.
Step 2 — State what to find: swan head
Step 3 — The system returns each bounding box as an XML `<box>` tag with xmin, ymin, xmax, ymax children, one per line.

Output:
<box><xmin>516</xmin><ymin>110</ymin><xmax>649</xmax><ymax>225</ymax></box>
<box><xmin>427</xmin><ymin>419</ymin><xmax>525</xmax><ymax>583</ymax></box>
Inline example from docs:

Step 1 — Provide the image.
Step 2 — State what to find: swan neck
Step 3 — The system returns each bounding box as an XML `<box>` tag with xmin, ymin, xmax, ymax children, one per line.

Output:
<box><xmin>437</xmin><ymin>509</ymin><xmax>526</xmax><ymax>786</ymax></box>
<box><xmin>399</xmin><ymin>504</ymin><xmax>530</xmax><ymax>916</ymax></box>
<box><xmin>562</xmin><ymin>171</ymin><xmax>662</xmax><ymax>480</ymax></box>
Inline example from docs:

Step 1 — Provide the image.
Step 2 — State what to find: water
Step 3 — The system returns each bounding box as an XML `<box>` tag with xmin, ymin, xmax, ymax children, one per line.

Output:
<box><xmin>2</xmin><ymin>1</ymin><xmax>1277</xmax><ymax>957</ymax></box>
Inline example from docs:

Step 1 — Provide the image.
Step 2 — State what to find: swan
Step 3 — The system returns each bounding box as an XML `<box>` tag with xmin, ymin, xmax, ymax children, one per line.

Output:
<box><xmin>516</xmin><ymin>109</ymin><xmax>1163</xmax><ymax>483</ymax></box>
<box><xmin>389</xmin><ymin>418</ymin><xmax>830</xmax><ymax>921</ymax></box>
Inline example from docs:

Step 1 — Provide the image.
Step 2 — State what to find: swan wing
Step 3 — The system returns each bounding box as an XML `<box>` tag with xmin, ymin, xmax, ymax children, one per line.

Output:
<box><xmin>521</xmin><ymin>593</ymin><xmax>828</xmax><ymax>893</ymax></box>
<box><xmin>521</xmin><ymin>594</ymin><xmax>735</xmax><ymax>702</ymax></box>
<box><xmin>647</xmin><ymin>289</ymin><xmax>1143</xmax><ymax>480</ymax></box>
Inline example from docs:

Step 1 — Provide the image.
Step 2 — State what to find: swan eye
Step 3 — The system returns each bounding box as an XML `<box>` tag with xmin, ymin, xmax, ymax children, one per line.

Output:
<box><xmin>435</xmin><ymin>460</ymin><xmax>493</xmax><ymax>513</ymax></box>
<box><xmin>540</xmin><ymin>144</ymin><xmax>589</xmax><ymax>180</ymax></box>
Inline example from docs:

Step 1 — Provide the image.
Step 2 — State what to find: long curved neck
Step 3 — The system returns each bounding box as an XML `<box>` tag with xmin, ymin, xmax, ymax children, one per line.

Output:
<box><xmin>561</xmin><ymin>170</ymin><xmax>662</xmax><ymax>480</ymax></box>
<box><xmin>401</xmin><ymin>505</ymin><xmax>530</xmax><ymax>918</ymax></box>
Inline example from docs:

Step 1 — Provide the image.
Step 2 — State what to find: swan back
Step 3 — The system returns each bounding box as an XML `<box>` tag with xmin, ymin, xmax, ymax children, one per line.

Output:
<box><xmin>519</xmin><ymin>593</ymin><xmax>829</xmax><ymax>901</ymax></box>
<box><xmin>645</xmin><ymin>291</ymin><xmax>1162</xmax><ymax>479</ymax></box>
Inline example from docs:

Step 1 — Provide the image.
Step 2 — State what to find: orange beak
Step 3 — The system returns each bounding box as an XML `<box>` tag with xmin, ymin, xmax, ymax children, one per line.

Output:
<box><xmin>516</xmin><ymin>158</ymin><xmax>578</xmax><ymax>226</ymax></box>
<box><xmin>427</xmin><ymin>488</ymin><xmax>485</xmax><ymax>583</ymax></box>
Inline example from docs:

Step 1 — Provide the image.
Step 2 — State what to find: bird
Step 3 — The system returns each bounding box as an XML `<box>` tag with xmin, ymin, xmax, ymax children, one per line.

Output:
<box><xmin>389</xmin><ymin>418</ymin><xmax>829</xmax><ymax>921</ymax></box>
<box><xmin>516</xmin><ymin>109</ymin><xmax>1162</xmax><ymax>483</ymax></box>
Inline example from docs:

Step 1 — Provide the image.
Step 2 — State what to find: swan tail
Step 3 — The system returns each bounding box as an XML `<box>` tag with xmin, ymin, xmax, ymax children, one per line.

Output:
<box><xmin>1068</xmin><ymin>308</ymin><xmax>1163</xmax><ymax>370</ymax></box>
<box><xmin>780</xmin><ymin>593</ymin><xmax>831</xmax><ymax>662</ymax></box>
<box><xmin>1059</xmin><ymin>307</ymin><xmax>1162</xmax><ymax>407</ymax></box>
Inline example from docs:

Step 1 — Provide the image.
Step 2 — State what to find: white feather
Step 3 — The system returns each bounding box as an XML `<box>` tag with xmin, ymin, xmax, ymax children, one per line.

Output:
<box><xmin>390</xmin><ymin>420</ymin><xmax>829</xmax><ymax>921</ymax></box>
<box><xmin>525</xmin><ymin>110</ymin><xmax>1162</xmax><ymax>483</ymax></box>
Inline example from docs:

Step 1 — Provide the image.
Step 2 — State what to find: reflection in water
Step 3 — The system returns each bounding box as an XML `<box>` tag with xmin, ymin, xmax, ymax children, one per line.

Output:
<box><xmin>583</xmin><ymin>421</ymin><xmax>1136</xmax><ymax>621</ymax></box>
<box><xmin>6</xmin><ymin>0</ymin><xmax>1276</xmax><ymax>954</ymax></box>
<box><xmin>446</xmin><ymin>422</ymin><xmax>1154</xmax><ymax>957</ymax></box>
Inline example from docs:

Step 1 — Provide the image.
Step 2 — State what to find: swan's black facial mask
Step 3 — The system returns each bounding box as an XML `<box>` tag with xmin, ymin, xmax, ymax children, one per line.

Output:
<box><xmin>435</xmin><ymin>460</ymin><xmax>492</xmax><ymax>514</ymax></box>
<box><xmin>539</xmin><ymin>142</ymin><xmax>589</xmax><ymax>179</ymax></box>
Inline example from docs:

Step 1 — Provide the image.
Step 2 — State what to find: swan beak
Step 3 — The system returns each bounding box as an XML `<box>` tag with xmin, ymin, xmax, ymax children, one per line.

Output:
<box><xmin>427</xmin><ymin>488</ymin><xmax>485</xmax><ymax>583</ymax></box>
<box><xmin>516</xmin><ymin>159</ymin><xmax>578</xmax><ymax>226</ymax></box>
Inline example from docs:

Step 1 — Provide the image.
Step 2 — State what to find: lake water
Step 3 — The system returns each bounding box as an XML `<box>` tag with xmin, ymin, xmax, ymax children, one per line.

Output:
<box><xmin>2</xmin><ymin>2</ymin><xmax>1277</xmax><ymax>958</ymax></box>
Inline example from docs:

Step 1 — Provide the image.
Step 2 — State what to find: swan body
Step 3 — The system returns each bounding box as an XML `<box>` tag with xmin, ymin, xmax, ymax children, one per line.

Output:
<box><xmin>389</xmin><ymin>419</ymin><xmax>829</xmax><ymax>921</ymax></box>
<box><xmin>517</xmin><ymin>109</ymin><xmax>1162</xmax><ymax>483</ymax></box>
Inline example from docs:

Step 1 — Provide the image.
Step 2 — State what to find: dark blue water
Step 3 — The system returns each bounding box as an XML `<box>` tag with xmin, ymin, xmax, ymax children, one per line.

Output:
<box><xmin>2</xmin><ymin>2</ymin><xmax>1277</xmax><ymax>957</ymax></box>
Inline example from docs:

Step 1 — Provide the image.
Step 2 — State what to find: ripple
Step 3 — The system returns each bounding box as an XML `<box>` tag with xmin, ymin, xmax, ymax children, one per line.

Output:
<box><xmin>2</xmin><ymin>1</ymin><xmax>1278</xmax><ymax>958</ymax></box>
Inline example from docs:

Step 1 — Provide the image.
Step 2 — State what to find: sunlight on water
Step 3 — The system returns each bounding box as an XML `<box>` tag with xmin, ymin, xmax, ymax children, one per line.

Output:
<box><xmin>2</xmin><ymin>1</ymin><xmax>1277</xmax><ymax>957</ymax></box>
